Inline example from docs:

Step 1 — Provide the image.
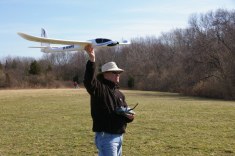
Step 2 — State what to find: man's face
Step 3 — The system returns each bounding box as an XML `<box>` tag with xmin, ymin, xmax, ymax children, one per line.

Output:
<box><xmin>103</xmin><ymin>71</ymin><xmax>121</xmax><ymax>83</ymax></box>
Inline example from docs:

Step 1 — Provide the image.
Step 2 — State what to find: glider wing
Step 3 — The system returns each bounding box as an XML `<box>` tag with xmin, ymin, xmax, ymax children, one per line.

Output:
<box><xmin>17</xmin><ymin>32</ymin><xmax>92</xmax><ymax>46</ymax></box>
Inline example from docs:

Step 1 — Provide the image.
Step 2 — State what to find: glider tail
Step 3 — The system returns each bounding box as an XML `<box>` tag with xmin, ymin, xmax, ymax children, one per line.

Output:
<box><xmin>41</xmin><ymin>28</ymin><xmax>47</xmax><ymax>38</ymax></box>
<box><xmin>40</xmin><ymin>28</ymin><xmax>50</xmax><ymax>52</ymax></box>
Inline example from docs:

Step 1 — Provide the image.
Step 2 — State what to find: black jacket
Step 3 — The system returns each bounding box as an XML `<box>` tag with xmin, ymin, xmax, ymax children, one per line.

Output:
<box><xmin>83</xmin><ymin>61</ymin><xmax>133</xmax><ymax>134</ymax></box>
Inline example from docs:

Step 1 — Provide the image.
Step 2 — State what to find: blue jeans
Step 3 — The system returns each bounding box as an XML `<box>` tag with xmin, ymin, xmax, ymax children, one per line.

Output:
<box><xmin>95</xmin><ymin>132</ymin><xmax>123</xmax><ymax>156</ymax></box>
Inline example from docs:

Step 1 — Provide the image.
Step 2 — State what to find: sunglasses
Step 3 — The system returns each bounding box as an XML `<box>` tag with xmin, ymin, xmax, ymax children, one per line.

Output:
<box><xmin>111</xmin><ymin>71</ymin><xmax>122</xmax><ymax>75</ymax></box>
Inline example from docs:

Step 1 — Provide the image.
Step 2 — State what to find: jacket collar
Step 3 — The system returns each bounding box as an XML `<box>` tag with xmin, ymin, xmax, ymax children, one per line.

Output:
<box><xmin>97</xmin><ymin>74</ymin><xmax>119</xmax><ymax>89</ymax></box>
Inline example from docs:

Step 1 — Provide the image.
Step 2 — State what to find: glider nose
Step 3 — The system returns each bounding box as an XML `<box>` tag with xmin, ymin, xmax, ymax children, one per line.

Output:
<box><xmin>107</xmin><ymin>41</ymin><xmax>119</xmax><ymax>46</ymax></box>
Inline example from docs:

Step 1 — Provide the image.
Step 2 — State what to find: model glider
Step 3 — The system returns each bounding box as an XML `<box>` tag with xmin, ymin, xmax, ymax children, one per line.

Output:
<box><xmin>18</xmin><ymin>28</ymin><xmax>130</xmax><ymax>53</ymax></box>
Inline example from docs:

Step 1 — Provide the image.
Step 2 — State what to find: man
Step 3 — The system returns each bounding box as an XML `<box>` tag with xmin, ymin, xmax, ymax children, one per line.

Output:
<box><xmin>83</xmin><ymin>45</ymin><xmax>134</xmax><ymax>156</ymax></box>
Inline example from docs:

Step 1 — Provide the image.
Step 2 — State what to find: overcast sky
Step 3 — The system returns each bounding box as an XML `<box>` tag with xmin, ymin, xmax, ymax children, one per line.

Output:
<box><xmin>0</xmin><ymin>0</ymin><xmax>234</xmax><ymax>58</ymax></box>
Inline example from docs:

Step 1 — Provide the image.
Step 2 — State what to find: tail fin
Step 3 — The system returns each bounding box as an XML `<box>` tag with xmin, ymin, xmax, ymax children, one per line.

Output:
<box><xmin>41</xmin><ymin>28</ymin><xmax>47</xmax><ymax>38</ymax></box>
<box><xmin>40</xmin><ymin>28</ymin><xmax>50</xmax><ymax>51</ymax></box>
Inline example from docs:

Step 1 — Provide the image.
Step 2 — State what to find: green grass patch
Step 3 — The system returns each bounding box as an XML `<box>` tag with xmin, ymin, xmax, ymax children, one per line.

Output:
<box><xmin>0</xmin><ymin>89</ymin><xmax>234</xmax><ymax>155</ymax></box>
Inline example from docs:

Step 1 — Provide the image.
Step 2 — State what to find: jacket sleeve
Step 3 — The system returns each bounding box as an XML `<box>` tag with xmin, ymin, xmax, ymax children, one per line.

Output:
<box><xmin>83</xmin><ymin>60</ymin><xmax>102</xmax><ymax>96</ymax></box>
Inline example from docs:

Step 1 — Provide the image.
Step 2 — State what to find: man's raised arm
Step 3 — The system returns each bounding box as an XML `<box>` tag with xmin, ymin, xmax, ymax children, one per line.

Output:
<box><xmin>84</xmin><ymin>44</ymin><xmax>95</xmax><ymax>62</ymax></box>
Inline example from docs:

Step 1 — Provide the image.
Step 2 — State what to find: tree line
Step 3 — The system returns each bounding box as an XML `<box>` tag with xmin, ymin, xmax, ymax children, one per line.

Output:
<box><xmin>0</xmin><ymin>9</ymin><xmax>234</xmax><ymax>99</ymax></box>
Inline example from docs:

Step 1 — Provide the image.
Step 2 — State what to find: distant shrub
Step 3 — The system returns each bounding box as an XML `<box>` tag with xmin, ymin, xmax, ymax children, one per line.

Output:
<box><xmin>191</xmin><ymin>80</ymin><xmax>230</xmax><ymax>99</ymax></box>
<box><xmin>127</xmin><ymin>76</ymin><xmax>135</xmax><ymax>89</ymax></box>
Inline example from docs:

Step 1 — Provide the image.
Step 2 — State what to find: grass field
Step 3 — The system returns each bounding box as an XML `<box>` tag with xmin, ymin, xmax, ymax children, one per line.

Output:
<box><xmin>0</xmin><ymin>89</ymin><xmax>234</xmax><ymax>156</ymax></box>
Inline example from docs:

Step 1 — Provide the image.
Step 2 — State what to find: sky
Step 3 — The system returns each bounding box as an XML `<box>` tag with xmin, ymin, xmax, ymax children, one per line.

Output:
<box><xmin>0</xmin><ymin>0</ymin><xmax>235</xmax><ymax>59</ymax></box>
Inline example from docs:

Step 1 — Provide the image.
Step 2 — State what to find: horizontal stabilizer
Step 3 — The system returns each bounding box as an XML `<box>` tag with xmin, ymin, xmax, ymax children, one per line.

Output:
<box><xmin>29</xmin><ymin>46</ymin><xmax>48</xmax><ymax>48</ymax></box>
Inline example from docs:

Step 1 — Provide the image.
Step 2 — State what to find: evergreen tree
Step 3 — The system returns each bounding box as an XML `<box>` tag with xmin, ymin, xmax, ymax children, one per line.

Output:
<box><xmin>29</xmin><ymin>60</ymin><xmax>41</xmax><ymax>75</ymax></box>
